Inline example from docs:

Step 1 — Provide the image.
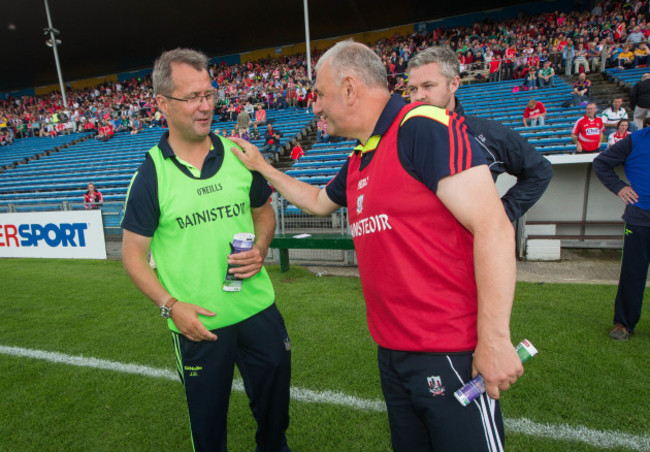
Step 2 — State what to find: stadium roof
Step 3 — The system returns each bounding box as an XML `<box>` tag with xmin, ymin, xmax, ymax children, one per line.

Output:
<box><xmin>3</xmin><ymin>0</ymin><xmax>534</xmax><ymax>92</ymax></box>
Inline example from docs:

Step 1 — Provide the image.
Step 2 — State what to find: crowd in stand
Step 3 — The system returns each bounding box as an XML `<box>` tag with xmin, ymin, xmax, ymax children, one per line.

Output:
<box><xmin>2</xmin><ymin>0</ymin><xmax>650</xmax><ymax>146</ymax></box>
<box><xmin>0</xmin><ymin>77</ymin><xmax>162</xmax><ymax>143</ymax></box>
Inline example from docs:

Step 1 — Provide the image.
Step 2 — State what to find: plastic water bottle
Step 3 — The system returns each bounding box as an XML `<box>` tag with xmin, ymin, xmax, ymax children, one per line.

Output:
<box><xmin>454</xmin><ymin>339</ymin><xmax>538</xmax><ymax>407</ymax></box>
<box><xmin>223</xmin><ymin>233</ymin><xmax>255</xmax><ymax>292</ymax></box>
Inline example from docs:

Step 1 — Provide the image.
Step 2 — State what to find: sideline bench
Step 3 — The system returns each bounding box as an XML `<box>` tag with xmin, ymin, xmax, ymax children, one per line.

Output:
<box><xmin>270</xmin><ymin>233</ymin><xmax>355</xmax><ymax>272</ymax></box>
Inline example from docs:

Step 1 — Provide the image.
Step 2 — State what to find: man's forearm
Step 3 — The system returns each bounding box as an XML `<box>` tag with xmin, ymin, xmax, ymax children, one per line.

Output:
<box><xmin>256</xmin><ymin>164</ymin><xmax>337</xmax><ymax>216</ymax></box>
<box><xmin>474</xmin><ymin>220</ymin><xmax>516</xmax><ymax>344</ymax></box>
<box><xmin>230</xmin><ymin>139</ymin><xmax>341</xmax><ymax>217</ymax></box>
<box><xmin>122</xmin><ymin>233</ymin><xmax>170</xmax><ymax>307</ymax></box>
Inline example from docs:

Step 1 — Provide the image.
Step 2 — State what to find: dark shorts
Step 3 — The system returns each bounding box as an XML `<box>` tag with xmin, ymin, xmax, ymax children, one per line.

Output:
<box><xmin>378</xmin><ymin>347</ymin><xmax>504</xmax><ymax>452</ymax></box>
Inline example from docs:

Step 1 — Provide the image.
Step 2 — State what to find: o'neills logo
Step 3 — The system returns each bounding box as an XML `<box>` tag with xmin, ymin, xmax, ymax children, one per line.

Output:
<box><xmin>350</xmin><ymin>214</ymin><xmax>392</xmax><ymax>238</ymax></box>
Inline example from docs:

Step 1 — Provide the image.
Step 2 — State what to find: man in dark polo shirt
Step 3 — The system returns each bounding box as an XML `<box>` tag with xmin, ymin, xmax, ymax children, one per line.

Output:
<box><xmin>121</xmin><ymin>48</ymin><xmax>291</xmax><ymax>452</ymax></box>
<box><xmin>230</xmin><ymin>41</ymin><xmax>522</xmax><ymax>452</ymax></box>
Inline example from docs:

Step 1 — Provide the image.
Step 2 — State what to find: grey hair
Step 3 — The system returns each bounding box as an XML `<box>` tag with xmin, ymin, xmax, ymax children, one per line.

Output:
<box><xmin>406</xmin><ymin>46</ymin><xmax>460</xmax><ymax>82</ymax></box>
<box><xmin>315</xmin><ymin>41</ymin><xmax>388</xmax><ymax>89</ymax></box>
<box><xmin>152</xmin><ymin>48</ymin><xmax>209</xmax><ymax>95</ymax></box>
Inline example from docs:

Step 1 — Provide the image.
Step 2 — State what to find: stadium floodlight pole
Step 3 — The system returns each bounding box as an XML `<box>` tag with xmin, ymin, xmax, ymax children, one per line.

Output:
<box><xmin>303</xmin><ymin>0</ymin><xmax>312</xmax><ymax>81</ymax></box>
<box><xmin>43</xmin><ymin>0</ymin><xmax>68</xmax><ymax>108</ymax></box>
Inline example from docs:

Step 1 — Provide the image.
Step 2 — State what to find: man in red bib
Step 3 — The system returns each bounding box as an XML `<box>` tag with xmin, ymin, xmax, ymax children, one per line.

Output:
<box><xmin>231</xmin><ymin>41</ymin><xmax>522</xmax><ymax>452</ymax></box>
<box><xmin>572</xmin><ymin>102</ymin><xmax>605</xmax><ymax>153</ymax></box>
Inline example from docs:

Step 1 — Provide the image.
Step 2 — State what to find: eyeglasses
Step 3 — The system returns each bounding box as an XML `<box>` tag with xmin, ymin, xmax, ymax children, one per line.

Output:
<box><xmin>162</xmin><ymin>91</ymin><xmax>216</xmax><ymax>103</ymax></box>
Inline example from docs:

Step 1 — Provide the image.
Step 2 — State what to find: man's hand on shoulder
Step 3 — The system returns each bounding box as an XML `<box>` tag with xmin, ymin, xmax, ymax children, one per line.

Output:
<box><xmin>171</xmin><ymin>301</ymin><xmax>218</xmax><ymax>342</ymax></box>
<box><xmin>230</xmin><ymin>137</ymin><xmax>269</xmax><ymax>172</ymax></box>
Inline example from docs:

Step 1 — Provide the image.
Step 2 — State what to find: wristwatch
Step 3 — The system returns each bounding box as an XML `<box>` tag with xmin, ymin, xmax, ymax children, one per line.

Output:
<box><xmin>160</xmin><ymin>297</ymin><xmax>178</xmax><ymax>319</ymax></box>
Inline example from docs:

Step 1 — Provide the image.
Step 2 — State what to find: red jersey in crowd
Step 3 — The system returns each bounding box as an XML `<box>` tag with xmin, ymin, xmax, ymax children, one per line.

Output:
<box><xmin>84</xmin><ymin>190</ymin><xmax>103</xmax><ymax>209</ymax></box>
<box><xmin>524</xmin><ymin>102</ymin><xmax>546</xmax><ymax>119</ymax></box>
<box><xmin>572</xmin><ymin>116</ymin><xmax>604</xmax><ymax>152</ymax></box>
<box><xmin>98</xmin><ymin>124</ymin><xmax>114</xmax><ymax>138</ymax></box>
<box><xmin>290</xmin><ymin>144</ymin><xmax>304</xmax><ymax>160</ymax></box>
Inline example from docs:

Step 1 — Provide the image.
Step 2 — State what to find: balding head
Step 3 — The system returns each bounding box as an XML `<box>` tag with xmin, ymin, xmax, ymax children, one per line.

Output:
<box><xmin>316</xmin><ymin>41</ymin><xmax>388</xmax><ymax>90</ymax></box>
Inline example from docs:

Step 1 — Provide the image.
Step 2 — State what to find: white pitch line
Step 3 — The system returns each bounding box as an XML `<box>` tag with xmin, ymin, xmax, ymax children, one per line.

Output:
<box><xmin>2</xmin><ymin>344</ymin><xmax>649</xmax><ymax>451</ymax></box>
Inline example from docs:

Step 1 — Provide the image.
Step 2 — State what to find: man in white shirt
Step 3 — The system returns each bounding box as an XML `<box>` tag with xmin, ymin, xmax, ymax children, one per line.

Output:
<box><xmin>602</xmin><ymin>97</ymin><xmax>633</xmax><ymax>136</ymax></box>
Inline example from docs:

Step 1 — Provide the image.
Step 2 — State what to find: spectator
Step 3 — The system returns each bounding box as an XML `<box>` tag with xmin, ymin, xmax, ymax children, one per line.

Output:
<box><xmin>592</xmin><ymin>1</ymin><xmax>603</xmax><ymax>16</ymax></box>
<box><xmin>290</xmin><ymin>143</ymin><xmax>304</xmax><ymax>161</ymax></box>
<box><xmin>634</xmin><ymin>42</ymin><xmax>650</xmax><ymax>67</ymax></box>
<box><xmin>573</xmin><ymin>42</ymin><xmax>590</xmax><ymax>74</ymax></box>
<box><xmin>602</xmin><ymin>97</ymin><xmax>632</xmax><ymax>135</ymax></box>
<box><xmin>571</xmin><ymin>102</ymin><xmax>605</xmax><ymax>153</ymax></box>
<box><xmin>587</xmin><ymin>40</ymin><xmax>602</xmax><ymax>72</ymax></box>
<box><xmin>244</xmin><ymin>100</ymin><xmax>255</xmax><ymax>117</ymax></box>
<box><xmin>626</xmin><ymin>25</ymin><xmax>645</xmax><ymax>44</ymax></box>
<box><xmin>0</xmin><ymin>129</ymin><xmax>12</xmax><ymax>146</ymax></box>
<box><xmin>305</xmin><ymin>88</ymin><xmax>316</xmax><ymax>110</ymax></box>
<box><xmin>83</xmin><ymin>118</ymin><xmax>96</xmax><ymax>132</ymax></box>
<box><xmin>563</xmin><ymin>72</ymin><xmax>591</xmax><ymax>107</ymax></box>
<box><xmin>151</xmin><ymin>108</ymin><xmax>164</xmax><ymax>126</ymax></box>
<box><xmin>523</xmin><ymin>98</ymin><xmax>547</xmax><ymax>127</ymax></box>
<box><xmin>617</xmin><ymin>44</ymin><xmax>635</xmax><ymax>69</ymax></box>
<box><xmin>96</xmin><ymin>121</ymin><xmax>114</xmax><ymax>142</ymax></box>
<box><xmin>130</xmin><ymin>115</ymin><xmax>143</xmax><ymax>135</ymax></box>
<box><xmin>236</xmin><ymin>106</ymin><xmax>251</xmax><ymax>133</ymax></box>
<box><xmin>488</xmin><ymin>53</ymin><xmax>501</xmax><ymax>83</ymax></box>
<box><xmin>250</xmin><ymin>123</ymin><xmax>260</xmax><ymax>140</ymax></box>
<box><xmin>607</xmin><ymin>118</ymin><xmax>631</xmax><ymax>148</ymax></box>
<box><xmin>562</xmin><ymin>43</ymin><xmax>576</xmax><ymax>73</ymax></box>
<box><xmin>523</xmin><ymin>66</ymin><xmax>540</xmax><ymax>90</ymax></box>
<box><xmin>538</xmin><ymin>61</ymin><xmax>555</xmax><ymax>88</ymax></box>
<box><xmin>629</xmin><ymin>73</ymin><xmax>650</xmax><ymax>129</ymax></box>
<box><xmin>254</xmin><ymin>104</ymin><xmax>266</xmax><ymax>124</ymax></box>
<box><xmin>274</xmin><ymin>91</ymin><xmax>287</xmax><ymax>110</ymax></box>
<box><xmin>316</xmin><ymin>115</ymin><xmax>329</xmax><ymax>143</ymax></box>
<box><xmin>286</xmin><ymin>85</ymin><xmax>297</xmax><ymax>107</ymax></box>
<box><xmin>503</xmin><ymin>44</ymin><xmax>517</xmax><ymax>80</ymax></box>
<box><xmin>260</xmin><ymin>123</ymin><xmax>283</xmax><ymax>160</ymax></box>
<box><xmin>593</xmin><ymin>117</ymin><xmax>650</xmax><ymax>342</ymax></box>
<box><xmin>296</xmin><ymin>82</ymin><xmax>308</xmax><ymax>107</ymax></box>
<box><xmin>83</xmin><ymin>183</ymin><xmax>103</xmax><ymax>209</ymax></box>
<box><xmin>239</xmin><ymin>128</ymin><xmax>251</xmax><ymax>142</ymax></box>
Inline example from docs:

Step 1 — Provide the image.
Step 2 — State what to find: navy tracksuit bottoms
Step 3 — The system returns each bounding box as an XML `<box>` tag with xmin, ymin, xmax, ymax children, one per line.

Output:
<box><xmin>614</xmin><ymin>223</ymin><xmax>650</xmax><ymax>333</ymax></box>
<box><xmin>172</xmin><ymin>303</ymin><xmax>292</xmax><ymax>452</ymax></box>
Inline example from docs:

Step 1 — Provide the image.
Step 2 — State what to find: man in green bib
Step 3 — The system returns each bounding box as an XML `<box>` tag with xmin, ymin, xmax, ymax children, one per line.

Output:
<box><xmin>121</xmin><ymin>48</ymin><xmax>291</xmax><ymax>452</ymax></box>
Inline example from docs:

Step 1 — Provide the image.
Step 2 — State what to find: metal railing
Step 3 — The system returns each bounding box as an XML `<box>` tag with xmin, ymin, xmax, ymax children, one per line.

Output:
<box><xmin>270</xmin><ymin>193</ymin><xmax>355</xmax><ymax>266</ymax></box>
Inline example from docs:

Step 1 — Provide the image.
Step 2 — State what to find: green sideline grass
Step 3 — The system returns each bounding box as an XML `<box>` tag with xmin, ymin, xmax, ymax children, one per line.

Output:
<box><xmin>0</xmin><ymin>259</ymin><xmax>648</xmax><ymax>451</ymax></box>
